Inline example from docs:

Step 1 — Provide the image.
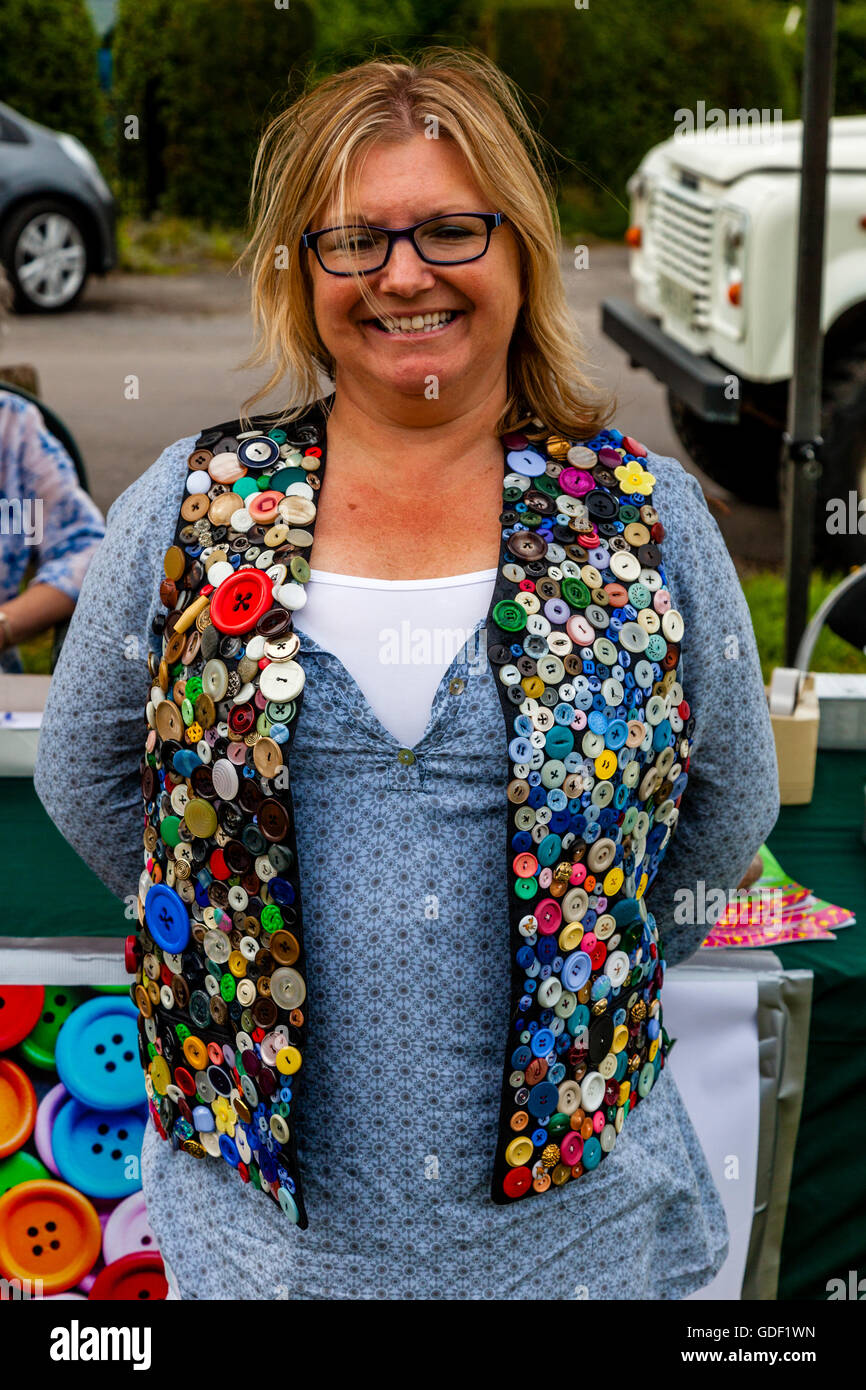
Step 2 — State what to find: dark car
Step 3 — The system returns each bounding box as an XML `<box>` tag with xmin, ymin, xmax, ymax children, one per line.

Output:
<box><xmin>0</xmin><ymin>101</ymin><xmax>116</xmax><ymax>312</ymax></box>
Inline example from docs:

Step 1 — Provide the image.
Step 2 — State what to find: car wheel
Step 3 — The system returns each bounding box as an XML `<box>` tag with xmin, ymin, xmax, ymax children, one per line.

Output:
<box><xmin>666</xmin><ymin>390</ymin><xmax>782</xmax><ymax>508</ymax></box>
<box><xmin>1</xmin><ymin>199</ymin><xmax>89</xmax><ymax>312</ymax></box>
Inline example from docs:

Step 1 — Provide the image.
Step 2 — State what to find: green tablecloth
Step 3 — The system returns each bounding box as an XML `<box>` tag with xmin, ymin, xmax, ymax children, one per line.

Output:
<box><xmin>769</xmin><ymin>750</ymin><xmax>866</xmax><ymax>1301</ymax></box>
<box><xmin>0</xmin><ymin>781</ymin><xmax>124</xmax><ymax>937</ymax></box>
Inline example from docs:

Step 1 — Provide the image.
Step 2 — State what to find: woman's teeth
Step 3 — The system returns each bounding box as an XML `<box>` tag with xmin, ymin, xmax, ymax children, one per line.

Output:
<box><xmin>375</xmin><ymin>310</ymin><xmax>455</xmax><ymax>334</ymax></box>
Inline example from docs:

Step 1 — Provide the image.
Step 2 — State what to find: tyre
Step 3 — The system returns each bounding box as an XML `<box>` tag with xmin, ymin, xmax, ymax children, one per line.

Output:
<box><xmin>666</xmin><ymin>390</ymin><xmax>782</xmax><ymax>507</ymax></box>
<box><xmin>0</xmin><ymin>199</ymin><xmax>89</xmax><ymax>312</ymax></box>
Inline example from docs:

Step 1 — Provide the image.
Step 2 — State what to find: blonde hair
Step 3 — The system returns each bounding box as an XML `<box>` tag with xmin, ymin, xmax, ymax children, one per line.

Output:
<box><xmin>238</xmin><ymin>46</ymin><xmax>616</xmax><ymax>441</ymax></box>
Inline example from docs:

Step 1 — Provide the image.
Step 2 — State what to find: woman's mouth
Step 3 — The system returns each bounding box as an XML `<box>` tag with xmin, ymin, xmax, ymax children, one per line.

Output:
<box><xmin>364</xmin><ymin>309</ymin><xmax>462</xmax><ymax>336</ymax></box>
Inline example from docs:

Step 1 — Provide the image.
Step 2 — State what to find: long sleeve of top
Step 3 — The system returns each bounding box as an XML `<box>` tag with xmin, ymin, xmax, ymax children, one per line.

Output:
<box><xmin>646</xmin><ymin>461</ymin><xmax>780</xmax><ymax>964</ymax></box>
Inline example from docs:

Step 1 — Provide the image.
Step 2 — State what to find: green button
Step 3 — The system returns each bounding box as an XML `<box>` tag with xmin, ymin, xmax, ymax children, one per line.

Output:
<box><xmin>256</xmin><ymin>711</ymin><xmax>272</xmax><ymax>736</ymax></box>
<box><xmin>181</xmin><ymin>698</ymin><xmax>195</xmax><ymax>725</ymax></box>
<box><xmin>515</xmin><ymin>877</ymin><xmax>538</xmax><ymax>900</ymax></box>
<box><xmin>397</xmin><ymin>748</ymin><xmax>416</xmax><ymax>766</ymax></box>
<box><xmin>160</xmin><ymin>815</ymin><xmax>181</xmax><ymax>846</ymax></box>
<box><xmin>548</xmin><ymin>1112</ymin><xmax>570</xmax><ymax>1138</ymax></box>
<box><xmin>268</xmin><ymin>428</ymin><xmax>288</xmax><ymax>444</ymax></box>
<box><xmin>220</xmin><ymin>973</ymin><xmax>236</xmax><ymax>1002</ymax></box>
<box><xmin>619</xmin><ymin>504</ymin><xmax>640</xmax><ymax>523</ymax></box>
<box><xmin>0</xmin><ymin>1150</ymin><xmax>50</xmax><ymax>1197</ymax></box>
<box><xmin>19</xmin><ymin>985</ymin><xmax>86</xmax><ymax>1070</ymax></box>
<box><xmin>535</xmin><ymin>474</ymin><xmax>560</xmax><ymax>498</ymax></box>
<box><xmin>561</xmin><ymin>577</ymin><xmax>591</xmax><ymax>608</ymax></box>
<box><xmin>290</xmin><ymin>556</ymin><xmax>311</xmax><ymax>583</ymax></box>
<box><xmin>271</xmin><ymin>466</ymin><xmax>308</xmax><ymax>493</ymax></box>
<box><xmin>261</xmin><ymin>905</ymin><xmax>283</xmax><ymax>932</ymax></box>
<box><xmin>234</xmin><ymin>477</ymin><xmax>259</xmax><ymax>499</ymax></box>
<box><xmin>185</xmin><ymin>677</ymin><xmax>203</xmax><ymax>702</ymax></box>
<box><xmin>176</xmin><ymin>1023</ymin><xmax>191</xmax><ymax>1042</ymax></box>
<box><xmin>492</xmin><ymin>600</ymin><xmax>526</xmax><ymax>633</ymax></box>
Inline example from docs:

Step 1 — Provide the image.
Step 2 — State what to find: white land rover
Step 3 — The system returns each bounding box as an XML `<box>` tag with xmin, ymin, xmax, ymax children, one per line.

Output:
<box><xmin>602</xmin><ymin>113</ymin><xmax>866</xmax><ymax>567</ymax></box>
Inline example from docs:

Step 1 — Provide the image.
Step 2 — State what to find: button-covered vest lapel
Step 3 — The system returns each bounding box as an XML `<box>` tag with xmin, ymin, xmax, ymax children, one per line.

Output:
<box><xmin>131</xmin><ymin>398</ymin><xmax>693</xmax><ymax>1228</ymax></box>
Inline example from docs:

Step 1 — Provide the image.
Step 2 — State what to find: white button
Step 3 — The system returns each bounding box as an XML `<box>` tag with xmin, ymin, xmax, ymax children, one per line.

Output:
<box><xmin>212</xmin><ymin>759</ymin><xmax>239</xmax><ymax>800</ymax></box>
<box><xmin>558</xmin><ymin>1080</ymin><xmax>582</xmax><ymax>1114</ymax></box>
<box><xmin>259</xmin><ymin>660</ymin><xmax>305</xmax><ymax>702</ymax></box>
<box><xmin>606</xmin><ymin>950</ymin><xmax>630</xmax><ymax>986</ymax></box>
<box><xmin>579</xmin><ymin>1071</ymin><xmax>605</xmax><ymax>1112</ymax></box>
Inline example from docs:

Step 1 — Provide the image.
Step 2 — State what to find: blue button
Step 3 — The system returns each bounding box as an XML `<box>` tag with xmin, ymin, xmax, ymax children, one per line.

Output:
<box><xmin>531</xmin><ymin>1028</ymin><xmax>556</xmax><ymax>1057</ymax></box>
<box><xmin>55</xmin><ymin>996</ymin><xmax>145</xmax><ymax>1111</ymax></box>
<box><xmin>507</xmin><ymin>448</ymin><xmax>547</xmax><ymax>476</ymax></box>
<box><xmin>561</xmin><ymin>951</ymin><xmax>592</xmax><ymax>991</ymax></box>
<box><xmin>527</xmin><ymin>1081</ymin><xmax>559</xmax><ymax>1117</ymax></box>
<box><xmin>511</xmin><ymin>1045</ymin><xmax>532</xmax><ymax>1068</ymax></box>
<box><xmin>582</xmin><ymin>1135</ymin><xmax>602</xmax><ymax>1169</ymax></box>
<box><xmin>219</xmin><ymin>1134</ymin><xmax>240</xmax><ymax>1167</ymax></box>
<box><xmin>144</xmin><ymin>883</ymin><xmax>190</xmax><ymax>953</ymax></box>
<box><xmin>52</xmin><ymin>1098</ymin><xmax>146</xmax><ymax>1199</ymax></box>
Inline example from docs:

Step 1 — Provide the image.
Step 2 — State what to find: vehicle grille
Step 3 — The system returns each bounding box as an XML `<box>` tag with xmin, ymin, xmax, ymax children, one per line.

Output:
<box><xmin>647</xmin><ymin>180</ymin><xmax>715</xmax><ymax>331</ymax></box>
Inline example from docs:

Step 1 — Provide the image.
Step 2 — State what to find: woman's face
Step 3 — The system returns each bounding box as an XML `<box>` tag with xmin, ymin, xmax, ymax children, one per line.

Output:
<box><xmin>307</xmin><ymin>133</ymin><xmax>523</xmax><ymax>412</ymax></box>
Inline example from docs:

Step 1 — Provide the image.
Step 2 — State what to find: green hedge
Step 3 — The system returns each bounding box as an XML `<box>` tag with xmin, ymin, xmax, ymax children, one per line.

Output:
<box><xmin>113</xmin><ymin>0</ymin><xmax>315</xmax><ymax>225</ymax></box>
<box><xmin>0</xmin><ymin>0</ymin><xmax>105</xmax><ymax>152</ymax></box>
<box><xmin>471</xmin><ymin>0</ymin><xmax>798</xmax><ymax>238</ymax></box>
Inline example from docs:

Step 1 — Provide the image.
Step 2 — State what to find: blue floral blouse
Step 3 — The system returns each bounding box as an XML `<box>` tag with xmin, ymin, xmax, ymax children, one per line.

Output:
<box><xmin>0</xmin><ymin>391</ymin><xmax>105</xmax><ymax>671</ymax></box>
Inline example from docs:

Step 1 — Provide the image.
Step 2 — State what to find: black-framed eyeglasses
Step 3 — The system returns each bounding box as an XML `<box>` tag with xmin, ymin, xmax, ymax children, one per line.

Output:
<box><xmin>301</xmin><ymin>212</ymin><xmax>507</xmax><ymax>276</ymax></box>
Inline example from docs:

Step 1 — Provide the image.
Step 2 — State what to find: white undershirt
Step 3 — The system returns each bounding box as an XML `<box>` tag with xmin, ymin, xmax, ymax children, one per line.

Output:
<box><xmin>296</xmin><ymin>568</ymin><xmax>498</xmax><ymax>748</ymax></box>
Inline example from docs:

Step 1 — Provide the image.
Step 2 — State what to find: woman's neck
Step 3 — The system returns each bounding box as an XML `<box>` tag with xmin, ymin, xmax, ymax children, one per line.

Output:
<box><xmin>323</xmin><ymin>376</ymin><xmax>508</xmax><ymax>501</ymax></box>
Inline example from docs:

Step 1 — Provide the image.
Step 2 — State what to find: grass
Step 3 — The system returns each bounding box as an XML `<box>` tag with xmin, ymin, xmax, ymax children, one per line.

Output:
<box><xmin>117</xmin><ymin>214</ymin><xmax>248</xmax><ymax>274</ymax></box>
<box><xmin>741</xmin><ymin>569</ymin><xmax>866</xmax><ymax>683</ymax></box>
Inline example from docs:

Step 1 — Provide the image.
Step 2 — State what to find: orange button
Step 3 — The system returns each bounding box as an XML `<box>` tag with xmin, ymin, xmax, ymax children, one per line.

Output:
<box><xmin>0</xmin><ymin>1180</ymin><xmax>101</xmax><ymax>1293</ymax></box>
<box><xmin>0</xmin><ymin>1059</ymin><xmax>37</xmax><ymax>1159</ymax></box>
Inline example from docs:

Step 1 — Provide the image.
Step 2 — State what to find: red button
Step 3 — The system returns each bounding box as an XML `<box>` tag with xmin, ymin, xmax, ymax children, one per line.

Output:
<box><xmin>679</xmin><ymin>700</ymin><xmax>690</xmax><ymax>718</ymax></box>
<box><xmin>124</xmin><ymin>936</ymin><xmax>140</xmax><ymax>975</ymax></box>
<box><xmin>0</xmin><ymin>986</ymin><xmax>44</xmax><ymax>1050</ymax></box>
<box><xmin>622</xmin><ymin>434</ymin><xmax>648</xmax><ymax>457</ymax></box>
<box><xmin>174</xmin><ymin>1067</ymin><xmax>196</xmax><ymax>1096</ymax></box>
<box><xmin>503</xmin><ymin>1166</ymin><xmax>532</xmax><ymax>1199</ymax></box>
<box><xmin>209</xmin><ymin>569</ymin><xmax>273</xmax><ymax>635</ymax></box>
<box><xmin>88</xmin><ymin>1251</ymin><xmax>168</xmax><ymax>1301</ymax></box>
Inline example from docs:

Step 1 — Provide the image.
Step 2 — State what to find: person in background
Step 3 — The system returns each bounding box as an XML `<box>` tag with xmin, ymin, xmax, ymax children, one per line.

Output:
<box><xmin>0</xmin><ymin>268</ymin><xmax>105</xmax><ymax>671</ymax></box>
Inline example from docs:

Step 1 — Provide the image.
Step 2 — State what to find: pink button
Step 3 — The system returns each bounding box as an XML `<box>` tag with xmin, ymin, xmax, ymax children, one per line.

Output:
<box><xmin>569</xmin><ymin>863</ymin><xmax>587</xmax><ymax>886</ymax></box>
<box><xmin>227</xmin><ymin>742</ymin><xmax>247</xmax><ymax>765</ymax></box>
<box><xmin>581</xmin><ymin>931</ymin><xmax>598</xmax><ymax>954</ymax></box>
<box><xmin>560</xmin><ymin>1131</ymin><xmax>583</xmax><ymax>1165</ymax></box>
<box><xmin>566</xmin><ymin>614</ymin><xmax>594</xmax><ymax>646</ymax></box>
<box><xmin>593</xmin><ymin>1110</ymin><xmax>606</xmax><ymax>1134</ymax></box>
<box><xmin>535</xmin><ymin>898</ymin><xmax>563</xmax><ymax>935</ymax></box>
<box><xmin>34</xmin><ymin>1082</ymin><xmax>69</xmax><ymax>1176</ymax></box>
<box><xmin>538</xmin><ymin>867</ymin><xmax>553</xmax><ymax>890</ymax></box>
<box><xmin>103</xmin><ymin>1191</ymin><xmax>159</xmax><ymax>1265</ymax></box>
<box><xmin>558</xmin><ymin>467</ymin><xmax>594</xmax><ymax>498</ymax></box>
<box><xmin>570</xmin><ymin>710</ymin><xmax>587</xmax><ymax>732</ymax></box>
<box><xmin>653</xmin><ymin>588</ymin><xmax>671</xmax><ymax>614</ymax></box>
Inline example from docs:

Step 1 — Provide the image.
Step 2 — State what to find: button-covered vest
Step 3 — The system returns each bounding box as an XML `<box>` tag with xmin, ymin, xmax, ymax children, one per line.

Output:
<box><xmin>130</xmin><ymin>395</ymin><xmax>694</xmax><ymax>1229</ymax></box>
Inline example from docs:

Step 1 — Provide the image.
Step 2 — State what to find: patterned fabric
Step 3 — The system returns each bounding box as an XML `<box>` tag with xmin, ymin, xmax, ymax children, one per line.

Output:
<box><xmin>0</xmin><ymin>390</ymin><xmax>105</xmax><ymax>609</ymax></box>
<box><xmin>33</xmin><ymin>414</ymin><xmax>779</xmax><ymax>1300</ymax></box>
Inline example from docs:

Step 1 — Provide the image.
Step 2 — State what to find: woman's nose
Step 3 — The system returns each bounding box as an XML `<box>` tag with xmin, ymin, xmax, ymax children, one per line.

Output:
<box><xmin>374</xmin><ymin>236</ymin><xmax>437</xmax><ymax>296</ymax></box>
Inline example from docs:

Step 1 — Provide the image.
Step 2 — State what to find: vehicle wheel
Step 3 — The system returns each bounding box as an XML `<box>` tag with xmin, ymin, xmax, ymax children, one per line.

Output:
<box><xmin>666</xmin><ymin>390</ymin><xmax>781</xmax><ymax>507</ymax></box>
<box><xmin>810</xmin><ymin>340</ymin><xmax>866</xmax><ymax>570</ymax></box>
<box><xmin>0</xmin><ymin>200</ymin><xmax>89</xmax><ymax>312</ymax></box>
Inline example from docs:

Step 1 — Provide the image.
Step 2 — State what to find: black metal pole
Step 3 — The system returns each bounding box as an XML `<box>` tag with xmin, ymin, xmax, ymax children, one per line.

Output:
<box><xmin>783</xmin><ymin>0</ymin><xmax>837</xmax><ymax>666</ymax></box>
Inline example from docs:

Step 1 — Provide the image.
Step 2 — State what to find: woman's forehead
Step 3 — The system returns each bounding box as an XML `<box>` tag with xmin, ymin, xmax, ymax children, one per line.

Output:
<box><xmin>313</xmin><ymin>135</ymin><xmax>486</xmax><ymax>227</ymax></box>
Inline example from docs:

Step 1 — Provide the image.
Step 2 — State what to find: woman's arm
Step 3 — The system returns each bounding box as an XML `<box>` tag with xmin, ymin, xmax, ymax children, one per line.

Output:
<box><xmin>33</xmin><ymin>437</ymin><xmax>194</xmax><ymax>901</ymax></box>
<box><xmin>645</xmin><ymin>460</ymin><xmax>780</xmax><ymax>966</ymax></box>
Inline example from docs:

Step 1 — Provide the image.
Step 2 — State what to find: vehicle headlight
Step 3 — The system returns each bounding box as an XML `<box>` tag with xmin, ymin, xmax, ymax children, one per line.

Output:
<box><xmin>719</xmin><ymin>206</ymin><xmax>748</xmax><ymax>307</ymax></box>
<box><xmin>57</xmin><ymin>133</ymin><xmax>113</xmax><ymax>202</ymax></box>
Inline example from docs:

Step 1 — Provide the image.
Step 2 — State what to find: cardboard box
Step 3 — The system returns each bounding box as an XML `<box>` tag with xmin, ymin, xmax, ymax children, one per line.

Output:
<box><xmin>766</xmin><ymin>670</ymin><xmax>819</xmax><ymax>805</ymax></box>
<box><xmin>0</xmin><ymin>674</ymin><xmax>51</xmax><ymax>778</ymax></box>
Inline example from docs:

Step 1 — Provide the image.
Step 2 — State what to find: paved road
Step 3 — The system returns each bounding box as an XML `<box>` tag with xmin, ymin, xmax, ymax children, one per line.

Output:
<box><xmin>2</xmin><ymin>245</ymin><xmax>781</xmax><ymax>566</ymax></box>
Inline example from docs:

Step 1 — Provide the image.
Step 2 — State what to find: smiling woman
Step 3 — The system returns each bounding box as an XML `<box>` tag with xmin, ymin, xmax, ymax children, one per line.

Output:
<box><xmin>33</xmin><ymin>46</ymin><xmax>779</xmax><ymax>1301</ymax></box>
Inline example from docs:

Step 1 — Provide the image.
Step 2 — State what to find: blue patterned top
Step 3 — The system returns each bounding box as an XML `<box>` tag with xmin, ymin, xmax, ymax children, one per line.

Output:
<box><xmin>0</xmin><ymin>392</ymin><xmax>105</xmax><ymax>670</ymax></box>
<box><xmin>34</xmin><ymin>426</ymin><xmax>779</xmax><ymax>1300</ymax></box>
